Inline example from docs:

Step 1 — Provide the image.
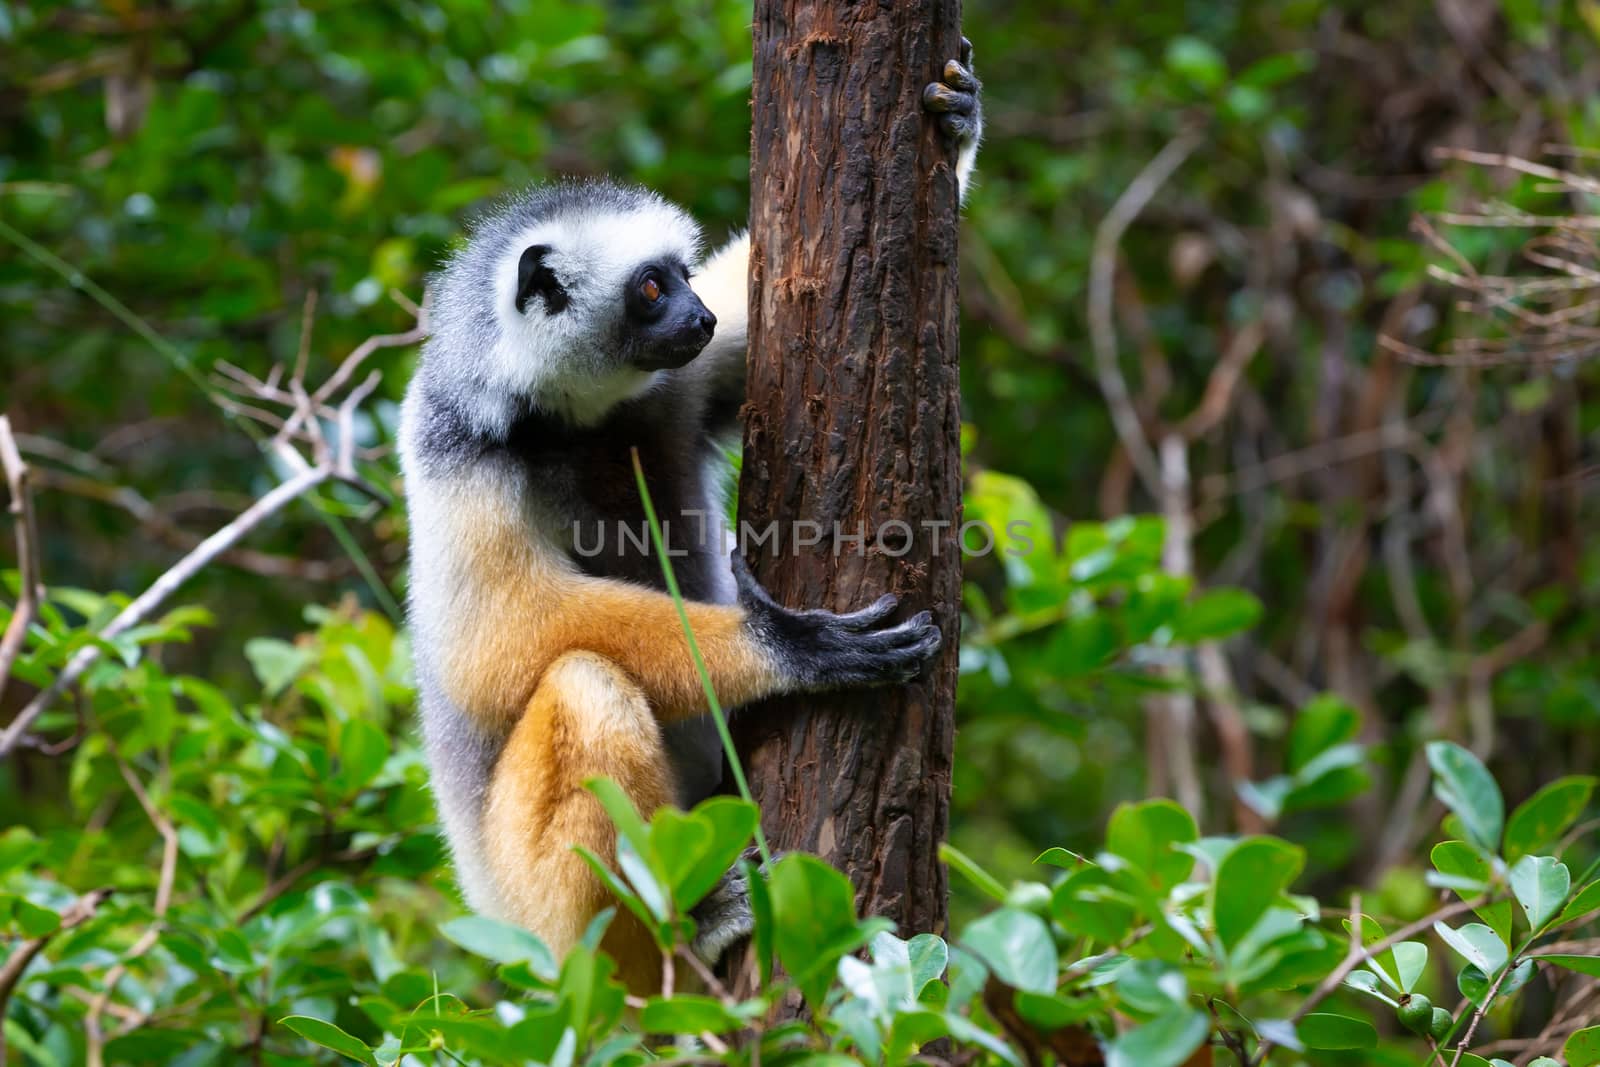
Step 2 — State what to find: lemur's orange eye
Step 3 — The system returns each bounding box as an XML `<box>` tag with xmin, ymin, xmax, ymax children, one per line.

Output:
<box><xmin>641</xmin><ymin>277</ymin><xmax>662</xmax><ymax>302</ymax></box>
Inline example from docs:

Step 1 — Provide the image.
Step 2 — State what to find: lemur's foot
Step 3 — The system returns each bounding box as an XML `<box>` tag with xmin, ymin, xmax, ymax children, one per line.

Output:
<box><xmin>690</xmin><ymin>846</ymin><xmax>779</xmax><ymax>966</ymax></box>
<box><xmin>922</xmin><ymin>37</ymin><xmax>982</xmax><ymax>146</ymax></box>
<box><xmin>733</xmin><ymin>551</ymin><xmax>943</xmax><ymax>690</ymax></box>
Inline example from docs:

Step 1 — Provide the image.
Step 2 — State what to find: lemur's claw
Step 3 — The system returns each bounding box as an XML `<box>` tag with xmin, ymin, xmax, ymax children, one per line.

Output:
<box><xmin>734</xmin><ymin>550</ymin><xmax>943</xmax><ymax>690</ymax></box>
<box><xmin>943</xmin><ymin>58</ymin><xmax>979</xmax><ymax>93</ymax></box>
<box><xmin>820</xmin><ymin>607</ymin><xmax>942</xmax><ymax>687</ymax></box>
<box><xmin>690</xmin><ymin>862</ymin><xmax>754</xmax><ymax>966</ymax></box>
<box><xmin>836</xmin><ymin>593</ymin><xmax>900</xmax><ymax>630</ymax></box>
<box><xmin>923</xmin><ymin>45</ymin><xmax>982</xmax><ymax>145</ymax></box>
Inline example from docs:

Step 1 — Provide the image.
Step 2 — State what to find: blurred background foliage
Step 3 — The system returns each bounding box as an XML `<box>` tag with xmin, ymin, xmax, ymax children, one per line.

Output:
<box><xmin>3</xmin><ymin>0</ymin><xmax>1600</xmax><ymax>1061</ymax></box>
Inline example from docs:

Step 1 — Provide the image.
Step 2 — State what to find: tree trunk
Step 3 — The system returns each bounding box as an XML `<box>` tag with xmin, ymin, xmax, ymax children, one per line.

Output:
<box><xmin>733</xmin><ymin>0</ymin><xmax>964</xmax><ymax>955</ymax></box>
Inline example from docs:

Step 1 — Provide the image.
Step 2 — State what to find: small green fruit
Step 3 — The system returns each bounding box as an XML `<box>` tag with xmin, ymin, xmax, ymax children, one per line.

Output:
<box><xmin>1429</xmin><ymin>1007</ymin><xmax>1453</xmax><ymax>1042</ymax></box>
<box><xmin>1005</xmin><ymin>881</ymin><xmax>1053</xmax><ymax>917</ymax></box>
<box><xmin>1397</xmin><ymin>993</ymin><xmax>1434</xmax><ymax>1035</ymax></box>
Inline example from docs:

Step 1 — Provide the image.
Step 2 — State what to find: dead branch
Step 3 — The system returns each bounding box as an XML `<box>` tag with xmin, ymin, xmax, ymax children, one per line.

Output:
<box><xmin>1089</xmin><ymin>126</ymin><xmax>1205</xmax><ymax>499</ymax></box>
<box><xmin>0</xmin><ymin>417</ymin><xmax>44</xmax><ymax>710</ymax></box>
<box><xmin>1395</xmin><ymin>149</ymin><xmax>1600</xmax><ymax>367</ymax></box>
<box><xmin>85</xmin><ymin>750</ymin><xmax>179</xmax><ymax>1067</ymax></box>
<box><xmin>0</xmin><ymin>297</ymin><xmax>425</xmax><ymax>758</ymax></box>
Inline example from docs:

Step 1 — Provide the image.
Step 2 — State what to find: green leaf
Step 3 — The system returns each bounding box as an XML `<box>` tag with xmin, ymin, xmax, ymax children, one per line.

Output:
<box><xmin>1558</xmin><ymin>881</ymin><xmax>1600</xmax><ymax>927</ymax></box>
<box><xmin>941</xmin><ymin>843</ymin><xmax>1009</xmax><ymax>902</ymax></box>
<box><xmin>1460</xmin><ymin>958</ymin><xmax>1533</xmax><ymax>1007</ymax></box>
<box><xmin>245</xmin><ymin>638</ymin><xmax>312</xmax><ymax>697</ymax></box>
<box><xmin>1237</xmin><ymin>50</ymin><xmax>1314</xmax><ymax>89</ymax></box>
<box><xmin>1051</xmin><ymin>866</ymin><xmax>1137</xmax><ymax>944</ymax></box>
<box><xmin>1105</xmin><ymin>798</ymin><xmax>1197</xmax><ymax>890</ymax></box>
<box><xmin>1171</xmin><ymin>588</ymin><xmax>1262</xmax><ymax>642</ymax></box>
<box><xmin>1343</xmin><ymin>969</ymin><xmax>1395</xmax><ymax>1006</ymax></box>
<box><xmin>1509</xmin><ymin>855</ymin><xmax>1570</xmax><ymax>932</ymax></box>
<box><xmin>1298</xmin><ymin>1013</ymin><xmax>1377</xmax><ymax>1050</ymax></box>
<box><xmin>12</xmin><ymin>897</ymin><xmax>60</xmax><ymax>938</ymax></box>
<box><xmin>337</xmin><ymin>717</ymin><xmax>388</xmax><ymax>791</ymax></box>
<box><xmin>1433</xmin><ymin>922</ymin><xmax>1508</xmax><ymax>977</ymax></box>
<box><xmin>439</xmin><ymin>917</ymin><xmax>558</xmax><ymax>980</ymax></box>
<box><xmin>583</xmin><ymin>777</ymin><xmax>652</xmax><ymax>857</ymax></box>
<box><xmin>640</xmin><ymin>995</ymin><xmax>740</xmax><ymax>1034</ymax></box>
<box><xmin>1426</xmin><ymin>742</ymin><xmax>1504</xmax><ymax>852</ymax></box>
<box><xmin>1390</xmin><ymin>941</ymin><xmax>1428</xmax><ymax>993</ymax></box>
<box><xmin>768</xmin><ymin>854</ymin><xmax>885</xmax><ymax>1009</ymax></box>
<box><xmin>1163</xmin><ymin>36</ymin><xmax>1228</xmax><ymax>93</ymax></box>
<box><xmin>907</xmin><ymin>933</ymin><xmax>949</xmax><ymax>995</ymax></box>
<box><xmin>1212</xmin><ymin>837</ymin><xmax>1305</xmax><ymax>950</ymax></box>
<box><xmin>1534</xmin><ymin>955</ymin><xmax>1600</xmax><ymax>977</ymax></box>
<box><xmin>575</xmin><ymin>845</ymin><xmax>657</xmax><ymax>936</ymax></box>
<box><xmin>1505</xmin><ymin>776</ymin><xmax>1595</xmax><ymax>861</ymax></box>
<box><xmin>280</xmin><ymin>1016</ymin><xmax>375</xmax><ymax>1065</ymax></box>
<box><xmin>651</xmin><ymin>797</ymin><xmax>757</xmax><ymax>910</ymax></box>
<box><xmin>1430</xmin><ymin>840</ymin><xmax>1492</xmax><ymax>894</ymax></box>
<box><xmin>0</xmin><ymin>828</ymin><xmax>40</xmax><ymax>874</ymax></box>
<box><xmin>959</xmin><ymin>908</ymin><xmax>1057</xmax><ymax>995</ymax></box>
<box><xmin>1570</xmin><ymin>1026</ymin><xmax>1600</xmax><ymax>1067</ymax></box>
<box><xmin>1034</xmin><ymin>847</ymin><xmax>1086</xmax><ymax>870</ymax></box>
<box><xmin>1112</xmin><ymin>959</ymin><xmax>1188</xmax><ymax>1015</ymax></box>
<box><xmin>1287</xmin><ymin>695</ymin><xmax>1360</xmax><ymax>773</ymax></box>
<box><xmin>615</xmin><ymin>837</ymin><xmax>670</xmax><ymax>924</ymax></box>
<box><xmin>1104</xmin><ymin>1009</ymin><xmax>1210</xmax><ymax>1067</ymax></box>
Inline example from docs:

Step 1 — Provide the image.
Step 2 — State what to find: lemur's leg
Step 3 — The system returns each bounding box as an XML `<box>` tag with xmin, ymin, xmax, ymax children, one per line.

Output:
<box><xmin>482</xmin><ymin>651</ymin><xmax>671</xmax><ymax>994</ymax></box>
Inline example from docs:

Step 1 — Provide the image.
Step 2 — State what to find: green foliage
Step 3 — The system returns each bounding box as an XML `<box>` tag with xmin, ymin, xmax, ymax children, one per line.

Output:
<box><xmin>5</xmin><ymin>0</ymin><xmax>1600</xmax><ymax>1062</ymax></box>
<box><xmin>4</xmin><ymin>529</ymin><xmax>1595</xmax><ymax>1065</ymax></box>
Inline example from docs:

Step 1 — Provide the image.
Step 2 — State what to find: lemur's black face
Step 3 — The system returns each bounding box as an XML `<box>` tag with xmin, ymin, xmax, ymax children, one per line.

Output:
<box><xmin>514</xmin><ymin>245</ymin><xmax>715</xmax><ymax>371</ymax></box>
<box><xmin>620</xmin><ymin>259</ymin><xmax>717</xmax><ymax>370</ymax></box>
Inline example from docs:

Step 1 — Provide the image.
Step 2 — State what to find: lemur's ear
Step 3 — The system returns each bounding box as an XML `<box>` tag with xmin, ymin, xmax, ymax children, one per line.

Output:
<box><xmin>515</xmin><ymin>245</ymin><xmax>570</xmax><ymax>315</ymax></box>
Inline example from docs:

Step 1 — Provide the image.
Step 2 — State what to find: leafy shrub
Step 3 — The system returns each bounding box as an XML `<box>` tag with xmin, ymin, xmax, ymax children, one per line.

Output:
<box><xmin>3</xmin><ymin>552</ymin><xmax>1597</xmax><ymax>1065</ymax></box>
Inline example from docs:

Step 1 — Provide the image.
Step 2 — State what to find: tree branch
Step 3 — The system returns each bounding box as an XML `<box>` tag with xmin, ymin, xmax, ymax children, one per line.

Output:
<box><xmin>0</xmin><ymin>416</ymin><xmax>44</xmax><ymax>709</ymax></box>
<box><xmin>1088</xmin><ymin>125</ymin><xmax>1205</xmax><ymax>501</ymax></box>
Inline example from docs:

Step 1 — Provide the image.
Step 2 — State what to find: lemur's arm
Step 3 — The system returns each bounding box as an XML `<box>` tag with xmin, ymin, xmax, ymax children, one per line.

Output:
<box><xmin>427</xmin><ymin>481</ymin><xmax>939</xmax><ymax>731</ymax></box>
<box><xmin>687</xmin><ymin>41</ymin><xmax>983</xmax><ymax>438</ymax></box>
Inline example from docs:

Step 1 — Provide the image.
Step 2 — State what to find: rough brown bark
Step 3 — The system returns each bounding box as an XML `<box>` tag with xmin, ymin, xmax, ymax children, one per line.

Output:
<box><xmin>733</xmin><ymin>0</ymin><xmax>964</xmax><ymax>950</ymax></box>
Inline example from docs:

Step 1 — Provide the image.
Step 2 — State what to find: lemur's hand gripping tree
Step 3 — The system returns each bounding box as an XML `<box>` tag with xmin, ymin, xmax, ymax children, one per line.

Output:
<box><xmin>733</xmin><ymin>0</ymin><xmax>968</xmax><ymax>962</ymax></box>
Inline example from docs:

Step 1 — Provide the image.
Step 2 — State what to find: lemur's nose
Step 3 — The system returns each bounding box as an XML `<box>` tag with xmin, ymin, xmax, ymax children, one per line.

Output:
<box><xmin>699</xmin><ymin>310</ymin><xmax>717</xmax><ymax>334</ymax></box>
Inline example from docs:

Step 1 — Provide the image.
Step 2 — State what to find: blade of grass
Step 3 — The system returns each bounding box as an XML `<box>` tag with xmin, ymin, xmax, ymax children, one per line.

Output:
<box><xmin>631</xmin><ymin>449</ymin><xmax>770</xmax><ymax>866</ymax></box>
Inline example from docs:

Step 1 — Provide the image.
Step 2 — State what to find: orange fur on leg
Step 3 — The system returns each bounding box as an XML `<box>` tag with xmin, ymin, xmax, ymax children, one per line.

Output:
<box><xmin>438</xmin><ymin>491</ymin><xmax>782</xmax><ymax>730</ymax></box>
<box><xmin>481</xmin><ymin>651</ymin><xmax>674</xmax><ymax>994</ymax></box>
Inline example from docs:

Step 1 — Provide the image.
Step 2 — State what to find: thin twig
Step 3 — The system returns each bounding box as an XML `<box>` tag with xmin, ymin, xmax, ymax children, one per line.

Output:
<box><xmin>1447</xmin><ymin>952</ymin><xmax>1516</xmax><ymax>1067</ymax></box>
<box><xmin>0</xmin><ymin>416</ymin><xmax>44</xmax><ymax>708</ymax></box>
<box><xmin>86</xmin><ymin>751</ymin><xmax>179</xmax><ymax>1067</ymax></box>
<box><xmin>1088</xmin><ymin>125</ymin><xmax>1205</xmax><ymax>499</ymax></box>
<box><xmin>1252</xmin><ymin>895</ymin><xmax>1486</xmax><ymax>1064</ymax></box>
<box><xmin>0</xmin><ymin>888</ymin><xmax>112</xmax><ymax>1064</ymax></box>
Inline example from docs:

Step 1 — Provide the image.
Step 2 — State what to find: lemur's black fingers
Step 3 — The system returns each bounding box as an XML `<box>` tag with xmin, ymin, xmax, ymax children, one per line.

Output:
<box><xmin>943</xmin><ymin>58</ymin><xmax>979</xmax><ymax>94</ymax></box>
<box><xmin>923</xmin><ymin>82</ymin><xmax>980</xmax><ymax>144</ymax></box>
<box><xmin>834</xmin><ymin>593</ymin><xmax>900</xmax><ymax>630</ymax></box>
<box><xmin>922</xmin><ymin>82</ymin><xmax>970</xmax><ymax>115</ymax></box>
<box><xmin>845</xmin><ymin>613</ymin><xmax>942</xmax><ymax>682</ymax></box>
<box><xmin>959</xmin><ymin>36</ymin><xmax>974</xmax><ymax>68</ymax></box>
<box><xmin>852</xmin><ymin>610</ymin><xmax>935</xmax><ymax>649</ymax></box>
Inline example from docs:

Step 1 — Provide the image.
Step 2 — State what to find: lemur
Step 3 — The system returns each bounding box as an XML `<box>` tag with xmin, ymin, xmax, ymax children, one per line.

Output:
<box><xmin>398</xmin><ymin>45</ymin><xmax>981</xmax><ymax>992</ymax></box>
